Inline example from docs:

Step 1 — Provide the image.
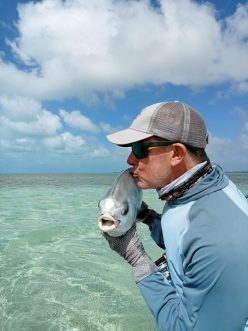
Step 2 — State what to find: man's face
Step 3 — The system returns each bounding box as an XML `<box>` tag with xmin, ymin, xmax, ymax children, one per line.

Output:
<box><xmin>127</xmin><ymin>137</ymin><xmax>174</xmax><ymax>190</ymax></box>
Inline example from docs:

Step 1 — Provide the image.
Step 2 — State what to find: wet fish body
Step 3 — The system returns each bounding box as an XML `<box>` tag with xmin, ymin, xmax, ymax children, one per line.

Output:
<box><xmin>98</xmin><ymin>169</ymin><xmax>142</xmax><ymax>237</ymax></box>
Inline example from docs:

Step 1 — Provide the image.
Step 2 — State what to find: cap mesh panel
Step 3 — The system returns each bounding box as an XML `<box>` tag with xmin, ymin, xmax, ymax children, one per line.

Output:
<box><xmin>148</xmin><ymin>102</ymin><xmax>207</xmax><ymax>148</ymax></box>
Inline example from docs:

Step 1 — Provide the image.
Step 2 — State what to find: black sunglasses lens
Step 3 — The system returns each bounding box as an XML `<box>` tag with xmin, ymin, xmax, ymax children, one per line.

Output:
<box><xmin>132</xmin><ymin>141</ymin><xmax>174</xmax><ymax>159</ymax></box>
<box><xmin>132</xmin><ymin>143</ymin><xmax>147</xmax><ymax>159</ymax></box>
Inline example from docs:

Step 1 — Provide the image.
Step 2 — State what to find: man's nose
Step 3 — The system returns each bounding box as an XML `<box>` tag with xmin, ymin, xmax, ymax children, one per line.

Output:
<box><xmin>127</xmin><ymin>152</ymin><xmax>138</xmax><ymax>165</ymax></box>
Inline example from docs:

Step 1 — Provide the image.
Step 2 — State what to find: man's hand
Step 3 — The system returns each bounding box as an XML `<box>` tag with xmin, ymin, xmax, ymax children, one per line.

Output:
<box><xmin>102</xmin><ymin>225</ymin><xmax>158</xmax><ymax>282</ymax></box>
<box><xmin>137</xmin><ymin>201</ymin><xmax>161</xmax><ymax>229</ymax></box>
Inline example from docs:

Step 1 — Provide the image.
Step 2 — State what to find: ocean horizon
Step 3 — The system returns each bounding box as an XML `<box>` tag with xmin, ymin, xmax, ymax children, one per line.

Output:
<box><xmin>0</xmin><ymin>172</ymin><xmax>248</xmax><ymax>330</ymax></box>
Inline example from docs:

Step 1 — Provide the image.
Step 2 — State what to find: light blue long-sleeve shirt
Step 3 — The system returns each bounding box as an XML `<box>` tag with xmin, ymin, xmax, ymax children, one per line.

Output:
<box><xmin>138</xmin><ymin>165</ymin><xmax>248</xmax><ymax>331</ymax></box>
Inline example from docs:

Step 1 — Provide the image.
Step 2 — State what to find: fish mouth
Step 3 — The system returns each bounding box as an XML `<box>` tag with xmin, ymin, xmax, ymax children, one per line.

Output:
<box><xmin>98</xmin><ymin>214</ymin><xmax>118</xmax><ymax>232</ymax></box>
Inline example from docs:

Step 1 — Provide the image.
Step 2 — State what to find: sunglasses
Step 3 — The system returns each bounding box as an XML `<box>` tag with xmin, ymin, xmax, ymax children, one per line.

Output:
<box><xmin>131</xmin><ymin>141</ymin><xmax>176</xmax><ymax>159</ymax></box>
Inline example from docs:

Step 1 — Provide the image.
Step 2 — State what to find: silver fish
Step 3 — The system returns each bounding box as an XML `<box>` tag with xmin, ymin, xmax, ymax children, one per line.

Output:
<box><xmin>98</xmin><ymin>169</ymin><xmax>142</xmax><ymax>237</ymax></box>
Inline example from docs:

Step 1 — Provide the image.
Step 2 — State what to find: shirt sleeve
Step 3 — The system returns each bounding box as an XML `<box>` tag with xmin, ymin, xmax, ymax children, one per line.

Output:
<box><xmin>137</xmin><ymin>242</ymin><xmax>226</xmax><ymax>331</ymax></box>
<box><xmin>137</xmin><ymin>218</ymin><xmax>248</xmax><ymax>331</ymax></box>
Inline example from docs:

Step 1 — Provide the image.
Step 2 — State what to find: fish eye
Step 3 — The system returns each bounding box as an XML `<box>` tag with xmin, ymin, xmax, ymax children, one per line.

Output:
<box><xmin>121</xmin><ymin>202</ymin><xmax>129</xmax><ymax>215</ymax></box>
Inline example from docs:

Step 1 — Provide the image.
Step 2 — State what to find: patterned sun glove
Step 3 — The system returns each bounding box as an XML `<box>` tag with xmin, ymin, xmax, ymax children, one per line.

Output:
<box><xmin>102</xmin><ymin>225</ymin><xmax>158</xmax><ymax>282</ymax></box>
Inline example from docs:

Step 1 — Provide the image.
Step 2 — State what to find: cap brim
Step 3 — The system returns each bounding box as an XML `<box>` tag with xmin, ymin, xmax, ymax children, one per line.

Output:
<box><xmin>107</xmin><ymin>128</ymin><xmax>152</xmax><ymax>146</ymax></box>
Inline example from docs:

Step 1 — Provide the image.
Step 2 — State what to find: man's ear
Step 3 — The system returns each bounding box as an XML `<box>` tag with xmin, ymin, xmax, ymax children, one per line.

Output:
<box><xmin>170</xmin><ymin>143</ymin><xmax>187</xmax><ymax>166</ymax></box>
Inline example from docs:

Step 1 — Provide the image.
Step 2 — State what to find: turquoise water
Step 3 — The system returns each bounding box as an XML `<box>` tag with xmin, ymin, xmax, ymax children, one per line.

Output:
<box><xmin>0</xmin><ymin>172</ymin><xmax>248</xmax><ymax>331</ymax></box>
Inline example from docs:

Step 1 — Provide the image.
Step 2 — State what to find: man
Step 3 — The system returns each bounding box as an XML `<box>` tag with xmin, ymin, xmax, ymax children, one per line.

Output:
<box><xmin>103</xmin><ymin>101</ymin><xmax>248</xmax><ymax>331</ymax></box>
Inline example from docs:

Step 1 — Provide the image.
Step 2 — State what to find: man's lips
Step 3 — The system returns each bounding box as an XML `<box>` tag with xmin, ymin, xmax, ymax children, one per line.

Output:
<box><xmin>132</xmin><ymin>173</ymin><xmax>139</xmax><ymax>179</ymax></box>
<box><xmin>129</xmin><ymin>169</ymin><xmax>139</xmax><ymax>180</ymax></box>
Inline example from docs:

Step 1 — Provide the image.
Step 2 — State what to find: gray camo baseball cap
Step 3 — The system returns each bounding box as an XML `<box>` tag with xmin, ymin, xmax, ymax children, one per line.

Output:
<box><xmin>107</xmin><ymin>101</ymin><xmax>208</xmax><ymax>148</ymax></box>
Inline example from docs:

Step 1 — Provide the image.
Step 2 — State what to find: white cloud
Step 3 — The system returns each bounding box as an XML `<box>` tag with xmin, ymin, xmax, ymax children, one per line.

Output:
<box><xmin>42</xmin><ymin>132</ymin><xmax>112</xmax><ymax>157</ymax></box>
<box><xmin>225</xmin><ymin>3</ymin><xmax>248</xmax><ymax>41</ymax></box>
<box><xmin>0</xmin><ymin>0</ymin><xmax>247</xmax><ymax>101</ymax></box>
<box><xmin>59</xmin><ymin>109</ymin><xmax>99</xmax><ymax>133</ymax></box>
<box><xmin>0</xmin><ymin>0</ymin><xmax>247</xmax><ymax>172</ymax></box>
<box><xmin>0</xmin><ymin>96</ymin><xmax>62</xmax><ymax>137</ymax></box>
<box><xmin>99</xmin><ymin>121</ymin><xmax>122</xmax><ymax>134</ymax></box>
<box><xmin>89</xmin><ymin>145</ymin><xmax>111</xmax><ymax>158</ymax></box>
<box><xmin>207</xmin><ymin>132</ymin><xmax>248</xmax><ymax>170</ymax></box>
<box><xmin>43</xmin><ymin>132</ymin><xmax>85</xmax><ymax>153</ymax></box>
<box><xmin>42</xmin><ymin>135</ymin><xmax>64</xmax><ymax>150</ymax></box>
<box><xmin>0</xmin><ymin>95</ymin><xmax>110</xmax><ymax>160</ymax></box>
<box><xmin>0</xmin><ymin>95</ymin><xmax>41</xmax><ymax>120</ymax></box>
<box><xmin>207</xmin><ymin>134</ymin><xmax>233</xmax><ymax>160</ymax></box>
<box><xmin>0</xmin><ymin>136</ymin><xmax>42</xmax><ymax>155</ymax></box>
<box><xmin>235</xmin><ymin>81</ymin><xmax>248</xmax><ymax>94</ymax></box>
<box><xmin>1</xmin><ymin>112</ymin><xmax>61</xmax><ymax>136</ymax></box>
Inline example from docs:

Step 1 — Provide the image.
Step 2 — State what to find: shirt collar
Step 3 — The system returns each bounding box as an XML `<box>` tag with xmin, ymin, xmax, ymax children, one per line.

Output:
<box><xmin>158</xmin><ymin>161</ymin><xmax>207</xmax><ymax>199</ymax></box>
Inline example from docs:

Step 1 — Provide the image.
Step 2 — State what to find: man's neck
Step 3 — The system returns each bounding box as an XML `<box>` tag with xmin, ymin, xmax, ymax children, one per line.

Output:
<box><xmin>158</xmin><ymin>161</ymin><xmax>212</xmax><ymax>201</ymax></box>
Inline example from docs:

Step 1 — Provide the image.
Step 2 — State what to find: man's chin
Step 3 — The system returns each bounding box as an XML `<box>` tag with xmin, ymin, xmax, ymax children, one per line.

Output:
<box><xmin>137</xmin><ymin>181</ymin><xmax>153</xmax><ymax>190</ymax></box>
<box><xmin>136</xmin><ymin>181</ymin><xmax>145</xmax><ymax>189</ymax></box>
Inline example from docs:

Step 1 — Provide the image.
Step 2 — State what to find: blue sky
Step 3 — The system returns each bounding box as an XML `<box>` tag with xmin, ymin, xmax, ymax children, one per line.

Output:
<box><xmin>0</xmin><ymin>0</ymin><xmax>247</xmax><ymax>173</ymax></box>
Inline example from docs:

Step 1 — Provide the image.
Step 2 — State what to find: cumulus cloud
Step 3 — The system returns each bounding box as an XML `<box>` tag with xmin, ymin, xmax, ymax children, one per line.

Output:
<box><xmin>0</xmin><ymin>95</ymin><xmax>41</xmax><ymax>120</ymax></box>
<box><xmin>1</xmin><ymin>111</ymin><xmax>62</xmax><ymax>136</ymax></box>
<box><xmin>207</xmin><ymin>131</ymin><xmax>248</xmax><ymax>171</ymax></box>
<box><xmin>225</xmin><ymin>3</ymin><xmax>248</xmax><ymax>41</ymax></box>
<box><xmin>59</xmin><ymin>109</ymin><xmax>99</xmax><ymax>133</ymax></box>
<box><xmin>0</xmin><ymin>0</ymin><xmax>247</xmax><ymax>101</ymax></box>
<box><xmin>99</xmin><ymin>122</ymin><xmax>122</xmax><ymax>134</ymax></box>
<box><xmin>0</xmin><ymin>137</ymin><xmax>38</xmax><ymax>153</ymax></box>
<box><xmin>0</xmin><ymin>0</ymin><xmax>248</xmax><ymax>172</ymax></box>
<box><xmin>0</xmin><ymin>96</ymin><xmax>62</xmax><ymax>137</ymax></box>
<box><xmin>207</xmin><ymin>134</ymin><xmax>233</xmax><ymax>160</ymax></box>
<box><xmin>0</xmin><ymin>93</ymin><xmax>118</xmax><ymax>161</ymax></box>
<box><xmin>43</xmin><ymin>133</ymin><xmax>112</xmax><ymax>157</ymax></box>
<box><xmin>43</xmin><ymin>132</ymin><xmax>85</xmax><ymax>153</ymax></box>
<box><xmin>89</xmin><ymin>145</ymin><xmax>111</xmax><ymax>158</ymax></box>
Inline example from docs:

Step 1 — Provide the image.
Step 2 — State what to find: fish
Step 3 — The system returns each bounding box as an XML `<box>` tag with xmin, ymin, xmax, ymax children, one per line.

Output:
<box><xmin>98</xmin><ymin>169</ymin><xmax>142</xmax><ymax>237</ymax></box>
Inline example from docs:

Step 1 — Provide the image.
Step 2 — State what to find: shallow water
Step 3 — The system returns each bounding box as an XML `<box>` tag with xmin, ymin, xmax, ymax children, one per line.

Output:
<box><xmin>0</xmin><ymin>172</ymin><xmax>247</xmax><ymax>330</ymax></box>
